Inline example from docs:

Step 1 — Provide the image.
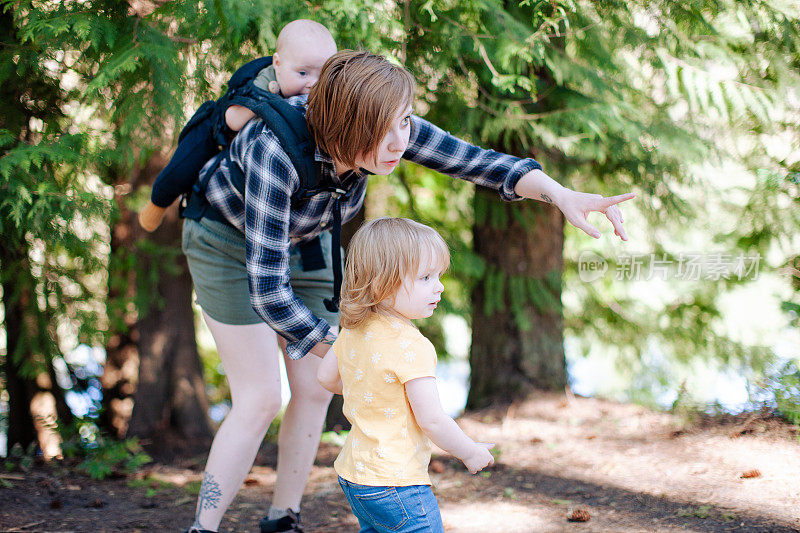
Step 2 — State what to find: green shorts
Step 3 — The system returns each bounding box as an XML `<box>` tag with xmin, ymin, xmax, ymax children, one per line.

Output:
<box><xmin>181</xmin><ymin>217</ymin><xmax>340</xmax><ymax>327</ymax></box>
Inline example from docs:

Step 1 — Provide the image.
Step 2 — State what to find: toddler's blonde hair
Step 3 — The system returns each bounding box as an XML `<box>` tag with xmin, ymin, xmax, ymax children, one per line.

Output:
<box><xmin>339</xmin><ymin>217</ymin><xmax>449</xmax><ymax>329</ymax></box>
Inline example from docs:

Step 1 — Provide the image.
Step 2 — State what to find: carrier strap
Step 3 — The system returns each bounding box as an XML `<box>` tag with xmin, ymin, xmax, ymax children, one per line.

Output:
<box><xmin>324</xmin><ymin>194</ymin><xmax>344</xmax><ymax>313</ymax></box>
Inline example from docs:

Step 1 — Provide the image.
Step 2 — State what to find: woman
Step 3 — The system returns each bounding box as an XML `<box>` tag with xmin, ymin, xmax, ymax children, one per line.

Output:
<box><xmin>181</xmin><ymin>50</ymin><xmax>632</xmax><ymax>533</ymax></box>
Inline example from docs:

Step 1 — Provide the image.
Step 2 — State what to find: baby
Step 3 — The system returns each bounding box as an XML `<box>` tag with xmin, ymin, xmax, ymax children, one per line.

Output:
<box><xmin>224</xmin><ymin>19</ymin><xmax>337</xmax><ymax>130</ymax></box>
<box><xmin>138</xmin><ymin>19</ymin><xmax>337</xmax><ymax>232</ymax></box>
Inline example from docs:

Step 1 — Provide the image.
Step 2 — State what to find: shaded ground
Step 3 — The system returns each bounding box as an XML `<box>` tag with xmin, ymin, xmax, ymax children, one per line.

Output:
<box><xmin>2</xmin><ymin>393</ymin><xmax>799</xmax><ymax>532</ymax></box>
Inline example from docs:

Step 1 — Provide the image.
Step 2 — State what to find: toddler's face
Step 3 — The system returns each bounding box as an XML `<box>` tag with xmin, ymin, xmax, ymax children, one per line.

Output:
<box><xmin>274</xmin><ymin>39</ymin><xmax>336</xmax><ymax>96</ymax></box>
<box><xmin>386</xmin><ymin>252</ymin><xmax>445</xmax><ymax>322</ymax></box>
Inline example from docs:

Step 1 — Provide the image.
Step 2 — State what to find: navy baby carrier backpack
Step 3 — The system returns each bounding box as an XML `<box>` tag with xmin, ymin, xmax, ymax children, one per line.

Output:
<box><xmin>162</xmin><ymin>56</ymin><xmax>347</xmax><ymax>312</ymax></box>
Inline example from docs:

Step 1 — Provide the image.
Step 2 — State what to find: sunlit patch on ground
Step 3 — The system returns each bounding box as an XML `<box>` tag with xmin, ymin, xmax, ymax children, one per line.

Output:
<box><xmin>439</xmin><ymin>500</ymin><xmax>561</xmax><ymax>532</ymax></box>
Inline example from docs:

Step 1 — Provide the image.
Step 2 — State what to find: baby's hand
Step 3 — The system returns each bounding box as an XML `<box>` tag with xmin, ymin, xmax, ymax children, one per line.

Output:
<box><xmin>139</xmin><ymin>201</ymin><xmax>167</xmax><ymax>232</ymax></box>
<box><xmin>462</xmin><ymin>442</ymin><xmax>495</xmax><ymax>474</ymax></box>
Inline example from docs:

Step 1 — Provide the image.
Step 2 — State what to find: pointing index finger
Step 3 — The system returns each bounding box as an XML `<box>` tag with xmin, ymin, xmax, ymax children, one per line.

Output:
<box><xmin>596</xmin><ymin>192</ymin><xmax>636</xmax><ymax>210</ymax></box>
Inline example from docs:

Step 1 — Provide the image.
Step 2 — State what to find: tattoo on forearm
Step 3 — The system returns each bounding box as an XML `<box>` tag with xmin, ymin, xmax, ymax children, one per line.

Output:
<box><xmin>321</xmin><ymin>332</ymin><xmax>337</xmax><ymax>346</ymax></box>
<box><xmin>540</xmin><ymin>193</ymin><xmax>553</xmax><ymax>203</ymax></box>
<box><xmin>196</xmin><ymin>472</ymin><xmax>222</xmax><ymax>518</ymax></box>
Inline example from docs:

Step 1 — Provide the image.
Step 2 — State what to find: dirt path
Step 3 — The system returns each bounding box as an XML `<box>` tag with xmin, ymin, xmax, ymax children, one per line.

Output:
<box><xmin>2</xmin><ymin>393</ymin><xmax>798</xmax><ymax>532</ymax></box>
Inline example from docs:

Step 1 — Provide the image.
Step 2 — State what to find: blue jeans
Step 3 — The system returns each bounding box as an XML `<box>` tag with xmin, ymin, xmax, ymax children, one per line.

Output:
<box><xmin>338</xmin><ymin>476</ymin><xmax>445</xmax><ymax>533</ymax></box>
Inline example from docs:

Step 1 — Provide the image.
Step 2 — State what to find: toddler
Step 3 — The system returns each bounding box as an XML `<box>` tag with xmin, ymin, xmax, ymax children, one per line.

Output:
<box><xmin>318</xmin><ymin>217</ymin><xmax>495</xmax><ymax>533</ymax></box>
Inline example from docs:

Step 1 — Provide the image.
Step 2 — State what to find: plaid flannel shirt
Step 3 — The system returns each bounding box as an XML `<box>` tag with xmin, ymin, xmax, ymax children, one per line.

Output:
<box><xmin>200</xmin><ymin>95</ymin><xmax>542</xmax><ymax>359</ymax></box>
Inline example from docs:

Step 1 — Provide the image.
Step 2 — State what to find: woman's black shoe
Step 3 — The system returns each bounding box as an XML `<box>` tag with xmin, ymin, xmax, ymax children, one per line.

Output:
<box><xmin>259</xmin><ymin>509</ymin><xmax>304</xmax><ymax>532</ymax></box>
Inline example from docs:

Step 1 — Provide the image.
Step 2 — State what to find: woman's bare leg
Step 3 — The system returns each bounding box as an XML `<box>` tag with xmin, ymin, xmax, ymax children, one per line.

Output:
<box><xmin>191</xmin><ymin>312</ymin><xmax>283</xmax><ymax>532</ymax></box>
<box><xmin>270</xmin><ymin>329</ymin><xmax>336</xmax><ymax>512</ymax></box>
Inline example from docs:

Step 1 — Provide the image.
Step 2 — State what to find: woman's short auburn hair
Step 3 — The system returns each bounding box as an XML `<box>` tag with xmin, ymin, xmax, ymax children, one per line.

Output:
<box><xmin>306</xmin><ymin>50</ymin><xmax>415</xmax><ymax>169</ymax></box>
<box><xmin>339</xmin><ymin>217</ymin><xmax>450</xmax><ymax>330</ymax></box>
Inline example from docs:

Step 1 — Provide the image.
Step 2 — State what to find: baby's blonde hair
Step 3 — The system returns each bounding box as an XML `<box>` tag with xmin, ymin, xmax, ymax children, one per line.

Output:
<box><xmin>275</xmin><ymin>19</ymin><xmax>335</xmax><ymax>55</ymax></box>
<box><xmin>340</xmin><ymin>217</ymin><xmax>450</xmax><ymax>330</ymax></box>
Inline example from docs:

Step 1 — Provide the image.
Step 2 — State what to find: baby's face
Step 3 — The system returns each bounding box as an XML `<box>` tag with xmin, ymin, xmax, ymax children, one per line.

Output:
<box><xmin>274</xmin><ymin>39</ymin><xmax>336</xmax><ymax>96</ymax></box>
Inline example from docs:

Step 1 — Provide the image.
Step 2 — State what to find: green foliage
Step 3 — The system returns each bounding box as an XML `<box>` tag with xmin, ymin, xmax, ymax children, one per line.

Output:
<box><xmin>127</xmin><ymin>475</ymin><xmax>175</xmax><ymax>497</ymax></box>
<box><xmin>320</xmin><ymin>429</ymin><xmax>349</xmax><ymax>447</ymax></box>
<box><xmin>3</xmin><ymin>0</ymin><xmax>798</xmax><ymax>448</ymax></box>
<box><xmin>3</xmin><ymin>442</ymin><xmax>38</xmax><ymax>473</ymax></box>
<box><xmin>457</xmin><ymin>1</ymin><xmax>798</xmax><ymax>402</ymax></box>
<box><xmin>105</xmin><ymin>240</ymin><xmax>182</xmax><ymax>332</ymax></box>
<box><xmin>338</xmin><ymin>1</ymin><xmax>800</xmax><ymax>404</ymax></box>
<box><xmin>1</xmin><ymin>4</ymin><xmax>114</xmax><ymax>411</ymax></box>
<box><xmin>264</xmin><ymin>408</ymin><xmax>283</xmax><ymax>443</ymax></box>
<box><xmin>763</xmin><ymin>361</ymin><xmax>800</xmax><ymax>425</ymax></box>
<box><xmin>58</xmin><ymin>421</ymin><xmax>152</xmax><ymax>480</ymax></box>
<box><xmin>678</xmin><ymin>505</ymin><xmax>712</xmax><ymax>519</ymax></box>
<box><xmin>183</xmin><ymin>479</ymin><xmax>203</xmax><ymax>496</ymax></box>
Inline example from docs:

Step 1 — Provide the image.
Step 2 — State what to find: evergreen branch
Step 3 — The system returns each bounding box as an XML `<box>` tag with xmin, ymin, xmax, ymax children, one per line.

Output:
<box><xmin>660</xmin><ymin>52</ymin><xmax>772</xmax><ymax>93</ymax></box>
<box><xmin>400</xmin><ymin>0</ymin><xmax>410</xmax><ymax>65</ymax></box>
<box><xmin>132</xmin><ymin>16</ymin><xmax>140</xmax><ymax>44</ymax></box>
<box><xmin>519</xmin><ymin>103</ymin><xmax>604</xmax><ymax>120</ymax></box>
<box><xmin>474</xmin><ymin>37</ymin><xmax>500</xmax><ymax>78</ymax></box>
<box><xmin>396</xmin><ymin>169</ymin><xmax>420</xmax><ymax>220</ymax></box>
<box><xmin>439</xmin><ymin>14</ymin><xmax>497</xmax><ymax>39</ymax></box>
<box><xmin>468</xmin><ymin>91</ymin><xmax>602</xmax><ymax>122</ymax></box>
<box><xmin>0</xmin><ymin>41</ymin><xmax>41</xmax><ymax>51</ymax></box>
<box><xmin>530</xmin><ymin>21</ymin><xmax>598</xmax><ymax>40</ymax></box>
<box><xmin>439</xmin><ymin>12</ymin><xmax>593</xmax><ymax>42</ymax></box>
<box><xmin>165</xmin><ymin>33</ymin><xmax>198</xmax><ymax>44</ymax></box>
<box><xmin>453</xmin><ymin>54</ymin><xmax>554</xmax><ymax>107</ymax></box>
<box><xmin>127</xmin><ymin>0</ymin><xmax>171</xmax><ymax>18</ymax></box>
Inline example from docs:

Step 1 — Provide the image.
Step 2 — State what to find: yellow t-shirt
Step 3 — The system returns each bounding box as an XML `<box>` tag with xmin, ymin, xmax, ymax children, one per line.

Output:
<box><xmin>333</xmin><ymin>314</ymin><xmax>436</xmax><ymax>486</ymax></box>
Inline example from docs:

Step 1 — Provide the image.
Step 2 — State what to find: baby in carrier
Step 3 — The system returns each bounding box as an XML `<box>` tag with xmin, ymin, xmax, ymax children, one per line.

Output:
<box><xmin>139</xmin><ymin>19</ymin><xmax>337</xmax><ymax>232</ymax></box>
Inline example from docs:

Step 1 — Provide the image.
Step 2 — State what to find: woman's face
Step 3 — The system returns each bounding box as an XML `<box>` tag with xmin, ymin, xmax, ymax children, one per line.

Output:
<box><xmin>354</xmin><ymin>104</ymin><xmax>413</xmax><ymax>175</ymax></box>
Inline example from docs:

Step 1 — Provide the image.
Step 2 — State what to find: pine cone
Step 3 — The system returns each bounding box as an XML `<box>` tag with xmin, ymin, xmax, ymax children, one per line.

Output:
<box><xmin>429</xmin><ymin>460</ymin><xmax>446</xmax><ymax>474</ymax></box>
<box><xmin>740</xmin><ymin>469</ymin><xmax>761</xmax><ymax>479</ymax></box>
<box><xmin>567</xmin><ymin>509</ymin><xmax>591</xmax><ymax>522</ymax></box>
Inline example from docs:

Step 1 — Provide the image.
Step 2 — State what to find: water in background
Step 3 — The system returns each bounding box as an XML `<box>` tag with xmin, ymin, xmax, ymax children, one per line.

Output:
<box><xmin>2</xmin><ymin>305</ymin><xmax>796</xmax><ymax>456</ymax></box>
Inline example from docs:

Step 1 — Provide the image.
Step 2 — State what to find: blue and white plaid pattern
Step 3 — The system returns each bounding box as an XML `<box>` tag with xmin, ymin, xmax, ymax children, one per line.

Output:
<box><xmin>200</xmin><ymin>95</ymin><xmax>542</xmax><ymax>359</ymax></box>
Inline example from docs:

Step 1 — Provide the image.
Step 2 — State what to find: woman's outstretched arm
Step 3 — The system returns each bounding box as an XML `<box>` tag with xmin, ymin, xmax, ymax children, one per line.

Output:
<box><xmin>404</xmin><ymin>116</ymin><xmax>634</xmax><ymax>240</ymax></box>
<box><xmin>514</xmin><ymin>168</ymin><xmax>634</xmax><ymax>240</ymax></box>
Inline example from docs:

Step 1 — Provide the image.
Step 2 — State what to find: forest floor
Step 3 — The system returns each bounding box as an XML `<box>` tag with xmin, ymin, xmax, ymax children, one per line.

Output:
<box><xmin>2</xmin><ymin>392</ymin><xmax>799</xmax><ymax>532</ymax></box>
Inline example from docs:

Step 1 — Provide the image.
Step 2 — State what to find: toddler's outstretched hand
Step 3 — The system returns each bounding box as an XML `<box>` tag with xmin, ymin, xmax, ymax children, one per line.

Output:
<box><xmin>462</xmin><ymin>442</ymin><xmax>495</xmax><ymax>474</ymax></box>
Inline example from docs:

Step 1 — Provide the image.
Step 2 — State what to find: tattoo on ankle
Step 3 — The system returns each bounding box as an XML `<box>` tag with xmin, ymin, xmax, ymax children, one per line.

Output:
<box><xmin>197</xmin><ymin>472</ymin><xmax>223</xmax><ymax>515</ymax></box>
<box><xmin>541</xmin><ymin>193</ymin><xmax>553</xmax><ymax>203</ymax></box>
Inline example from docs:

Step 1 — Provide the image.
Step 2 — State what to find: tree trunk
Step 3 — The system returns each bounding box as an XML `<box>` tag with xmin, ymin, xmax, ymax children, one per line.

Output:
<box><xmin>467</xmin><ymin>188</ymin><xmax>566</xmax><ymax>409</ymax></box>
<box><xmin>0</xmin><ymin>238</ymin><xmax>69</xmax><ymax>455</ymax></box>
<box><xmin>0</xmin><ymin>240</ymin><xmax>38</xmax><ymax>451</ymax></box>
<box><xmin>99</xmin><ymin>165</ymin><xmax>144</xmax><ymax>437</ymax></box>
<box><xmin>102</xmin><ymin>154</ymin><xmax>212</xmax><ymax>454</ymax></box>
<box><xmin>127</xmin><ymin>200</ymin><xmax>212</xmax><ymax>451</ymax></box>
